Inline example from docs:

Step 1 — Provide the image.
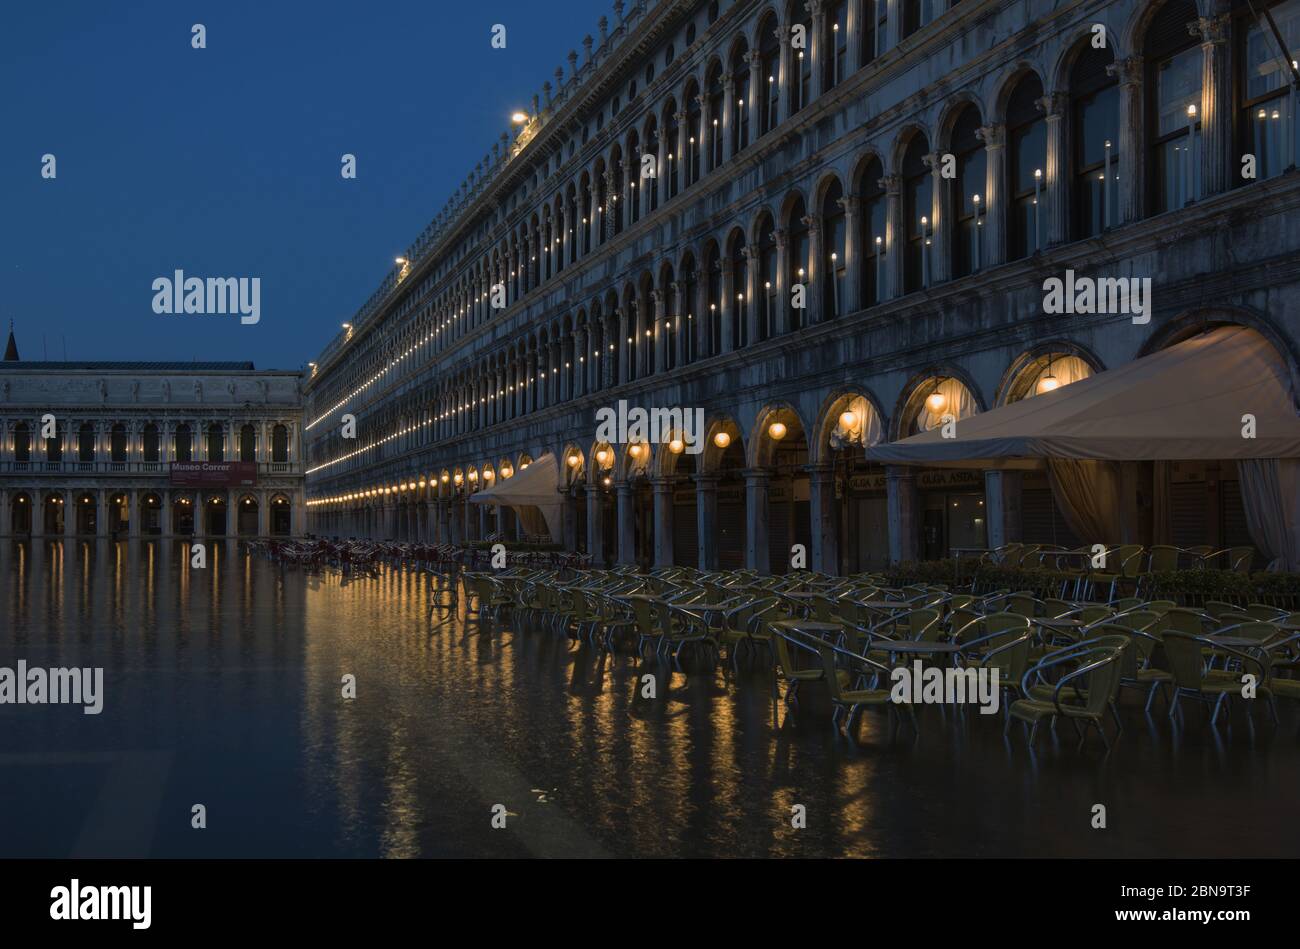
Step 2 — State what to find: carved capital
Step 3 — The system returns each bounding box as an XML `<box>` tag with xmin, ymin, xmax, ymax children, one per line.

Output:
<box><xmin>976</xmin><ymin>123</ymin><xmax>1005</xmax><ymax>148</ymax></box>
<box><xmin>1105</xmin><ymin>56</ymin><xmax>1143</xmax><ymax>86</ymax></box>
<box><xmin>1190</xmin><ymin>14</ymin><xmax>1230</xmax><ymax>45</ymax></box>
<box><xmin>878</xmin><ymin>173</ymin><xmax>901</xmax><ymax>193</ymax></box>
<box><xmin>1035</xmin><ymin>92</ymin><xmax>1067</xmax><ymax>118</ymax></box>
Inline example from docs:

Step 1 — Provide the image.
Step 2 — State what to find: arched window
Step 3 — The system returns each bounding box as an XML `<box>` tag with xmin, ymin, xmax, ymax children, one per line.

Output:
<box><xmin>729</xmin><ymin>232</ymin><xmax>749</xmax><ymax>348</ymax></box>
<box><xmin>731</xmin><ymin>42</ymin><xmax>751</xmax><ymax>152</ymax></box>
<box><xmin>902</xmin><ymin>133</ymin><xmax>932</xmax><ymax>293</ymax></box>
<box><xmin>705</xmin><ymin>242</ymin><xmax>723</xmax><ymax>356</ymax></box>
<box><xmin>662</xmin><ymin>269</ymin><xmax>677</xmax><ymax>372</ymax></box>
<box><xmin>240</xmin><ymin>423</ymin><xmax>256</xmax><ymax>462</ymax></box>
<box><xmin>580</xmin><ymin>178</ymin><xmax>593</xmax><ymax>255</ymax></box>
<box><xmin>685</xmin><ymin>86</ymin><xmax>702</xmax><ymax>186</ymax></box>
<box><xmin>951</xmin><ymin>106</ymin><xmax>986</xmax><ymax>277</ymax></box>
<box><xmin>664</xmin><ymin>102</ymin><xmax>681</xmax><ymax>199</ymax></box>
<box><xmin>1007</xmin><ymin>72</ymin><xmax>1046</xmax><ymax>259</ymax></box>
<box><xmin>78</xmin><ymin>423</ymin><xmax>95</xmax><ymax>462</ymax></box>
<box><xmin>175</xmin><ymin>424</ymin><xmax>192</xmax><ymax>462</ymax></box>
<box><xmin>1145</xmin><ymin>0</ymin><xmax>1201</xmax><ymax>215</ymax></box>
<box><xmin>645</xmin><ymin>118</ymin><xmax>660</xmax><ymax>213</ymax></box>
<box><xmin>610</xmin><ymin>153</ymin><xmax>624</xmax><ymax>235</ymax></box>
<box><xmin>621</xmin><ymin>141</ymin><xmax>637</xmax><ymax>227</ymax></box>
<box><xmin>821</xmin><ymin>179</ymin><xmax>846</xmax><ymax>319</ymax></box>
<box><xmin>825</xmin><ymin>1</ymin><xmax>848</xmax><ymax>90</ymax></box>
<box><xmin>790</xmin><ymin>6</ymin><xmax>813</xmax><ymax>113</ymax></box>
<box><xmin>682</xmin><ymin>258</ymin><xmax>698</xmax><ymax>364</ymax></box>
<box><xmin>143</xmin><ymin>423</ymin><xmax>159</xmax><ymax>462</ymax></box>
<box><xmin>859</xmin><ymin>160</ymin><xmax>886</xmax><ymax>306</ymax></box>
<box><xmin>207</xmin><ymin>423</ymin><xmax>224</xmax><ymax>462</ymax></box>
<box><xmin>760</xmin><ymin>17</ymin><xmax>781</xmax><ymax>135</ymax></box>
<box><xmin>757</xmin><ymin>215</ymin><xmax>777</xmax><ymax>341</ymax></box>
<box><xmin>110</xmin><ymin>423</ymin><xmax>127</xmax><ymax>463</ymax></box>
<box><xmin>903</xmin><ymin>0</ymin><xmax>936</xmax><ymax>40</ymax></box>
<box><xmin>786</xmin><ymin>196</ymin><xmax>810</xmax><ymax>332</ymax></box>
<box><xmin>14</xmin><ymin>423</ymin><xmax>30</xmax><ymax>463</ymax></box>
<box><xmin>706</xmin><ymin>64</ymin><xmax>725</xmax><ymax>169</ymax></box>
<box><xmin>272</xmin><ymin>425</ymin><xmax>289</xmax><ymax>464</ymax></box>
<box><xmin>1070</xmin><ymin>43</ymin><xmax>1119</xmax><ymax>239</ymax></box>
<box><xmin>1240</xmin><ymin>0</ymin><xmax>1300</xmax><ymax>184</ymax></box>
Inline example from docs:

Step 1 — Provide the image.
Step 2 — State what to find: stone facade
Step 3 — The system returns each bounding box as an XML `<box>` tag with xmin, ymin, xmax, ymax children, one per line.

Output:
<box><xmin>304</xmin><ymin>0</ymin><xmax>1300</xmax><ymax>572</ymax></box>
<box><xmin>1</xmin><ymin>358</ymin><xmax>305</xmax><ymax>538</ymax></box>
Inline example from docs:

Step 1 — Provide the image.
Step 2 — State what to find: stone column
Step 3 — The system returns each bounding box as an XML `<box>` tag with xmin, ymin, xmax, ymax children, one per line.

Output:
<box><xmin>652</xmin><ymin>478</ymin><xmax>674</xmax><ymax>567</ymax></box>
<box><xmin>651</xmin><ymin>288</ymin><xmax>667</xmax><ymax>373</ymax></box>
<box><xmin>1193</xmin><ymin>15</ymin><xmax>1230</xmax><ymax>198</ymax></box>
<box><xmin>586</xmin><ymin>488</ymin><xmax>605</xmax><ymax>565</ymax></box>
<box><xmin>673</xmin><ymin>281</ymin><xmax>689</xmax><ymax>366</ymax></box>
<box><xmin>617</xmin><ymin>308</ymin><xmax>630</xmax><ymax>384</ymax></box>
<box><xmin>744</xmin><ymin>242</ymin><xmax>763</xmax><ymax>343</ymax></box>
<box><xmin>885</xmin><ymin>465</ymin><xmax>918</xmax><ymax>564</ymax></box>
<box><xmin>615</xmin><ymin>481</ymin><xmax>636</xmax><ymax>565</ymax></box>
<box><xmin>976</xmin><ymin>126</ymin><xmax>1006</xmax><ymax>266</ymax></box>
<box><xmin>801</xmin><ymin>213</ymin><xmax>822</xmax><ymax>324</ymax></box>
<box><xmin>886</xmin><ymin>0</ymin><xmax>901</xmax><ymax>49</ymax></box>
<box><xmin>809</xmin><ymin>0</ymin><xmax>827</xmax><ymax>100</ymax></box>
<box><xmin>695</xmin><ymin>474</ymin><xmax>719</xmax><ymax>570</ymax></box>
<box><xmin>743</xmin><ymin>469</ymin><xmax>771</xmax><ymax>574</ymax></box>
<box><xmin>32</xmin><ymin>492</ymin><xmax>44</xmax><ymax>538</ymax></box>
<box><xmin>258</xmin><ymin>491</ymin><xmax>269</xmax><ymax>536</ymax></box>
<box><xmin>159</xmin><ymin>491</ymin><xmax>171</xmax><ymax>536</ymax></box>
<box><xmin>1106</xmin><ymin>58</ymin><xmax>1142</xmax><ymax>225</ymax></box>
<box><xmin>1036</xmin><ymin>92</ymin><xmax>1068</xmax><ymax>246</ymax></box>
<box><xmin>983</xmin><ymin>470</ymin><xmax>1022</xmax><ymax>551</ymax></box>
<box><xmin>846</xmin><ymin>0</ymin><xmax>863</xmax><ymax>73</ymax></box>
<box><xmin>923</xmin><ymin>152</ymin><xmax>948</xmax><ymax>284</ymax></box>
<box><xmin>128</xmin><ymin>489</ymin><xmax>140</xmax><ymax>538</ymax></box>
<box><xmin>807</xmin><ymin>463</ymin><xmax>839</xmax><ymax>575</ymax></box>
<box><xmin>838</xmin><ymin>194</ymin><xmax>860</xmax><ymax>315</ymax></box>
<box><xmin>720</xmin><ymin>258</ymin><xmax>736</xmax><ymax>352</ymax></box>
<box><xmin>777</xmin><ymin>29</ymin><xmax>792</xmax><ymax>123</ymax></box>
<box><xmin>478</xmin><ymin>503</ymin><xmax>489</xmax><ymax>543</ymax></box>
<box><xmin>746</xmin><ymin>50</ymin><xmax>763</xmax><ymax>139</ymax></box>
<box><xmin>438</xmin><ymin>499</ymin><xmax>451</xmax><ymax>545</ymax></box>
<box><xmin>96</xmin><ymin>489</ymin><xmax>109</xmax><ymax>537</ymax></box>
<box><xmin>64</xmin><ymin>490</ymin><xmax>76</xmax><ymax>538</ymax></box>
<box><xmin>721</xmin><ymin>73</ymin><xmax>736</xmax><ymax>162</ymax></box>
<box><xmin>588</xmin><ymin>183</ymin><xmax>601</xmax><ymax>252</ymax></box>
<box><xmin>880</xmin><ymin>173</ymin><xmax>903</xmax><ymax>299</ymax></box>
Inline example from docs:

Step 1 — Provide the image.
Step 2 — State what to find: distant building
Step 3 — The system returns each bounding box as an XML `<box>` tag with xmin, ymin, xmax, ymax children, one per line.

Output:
<box><xmin>1</xmin><ymin>331</ymin><xmax>305</xmax><ymax>537</ymax></box>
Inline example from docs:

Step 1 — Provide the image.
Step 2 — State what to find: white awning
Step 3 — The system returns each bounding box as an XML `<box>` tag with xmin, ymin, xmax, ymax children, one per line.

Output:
<box><xmin>468</xmin><ymin>452</ymin><xmax>563</xmax><ymax>542</ymax></box>
<box><xmin>867</xmin><ymin>326</ymin><xmax>1300</xmax><ymax>468</ymax></box>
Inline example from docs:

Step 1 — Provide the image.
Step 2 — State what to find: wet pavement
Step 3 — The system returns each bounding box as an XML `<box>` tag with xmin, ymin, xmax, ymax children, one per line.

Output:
<box><xmin>1</xmin><ymin>538</ymin><xmax>1297</xmax><ymax>858</ymax></box>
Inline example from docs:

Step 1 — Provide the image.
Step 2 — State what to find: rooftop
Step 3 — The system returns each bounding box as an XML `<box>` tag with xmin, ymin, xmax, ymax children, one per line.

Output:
<box><xmin>0</xmin><ymin>361</ymin><xmax>258</xmax><ymax>371</ymax></box>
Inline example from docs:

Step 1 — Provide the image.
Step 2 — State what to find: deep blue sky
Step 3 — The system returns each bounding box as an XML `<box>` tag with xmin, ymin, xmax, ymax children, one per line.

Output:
<box><xmin>1</xmin><ymin>0</ymin><xmax>612</xmax><ymax>369</ymax></box>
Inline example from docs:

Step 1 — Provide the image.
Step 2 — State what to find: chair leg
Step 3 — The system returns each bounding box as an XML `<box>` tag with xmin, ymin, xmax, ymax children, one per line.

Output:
<box><xmin>1210</xmin><ymin>692</ymin><xmax>1226</xmax><ymax>726</ymax></box>
<box><xmin>1027</xmin><ymin>721</ymin><xmax>1039</xmax><ymax>745</ymax></box>
<box><xmin>1168</xmin><ymin>689</ymin><xmax>1181</xmax><ymax>720</ymax></box>
<box><xmin>1109</xmin><ymin>700</ymin><xmax>1123</xmax><ymax>733</ymax></box>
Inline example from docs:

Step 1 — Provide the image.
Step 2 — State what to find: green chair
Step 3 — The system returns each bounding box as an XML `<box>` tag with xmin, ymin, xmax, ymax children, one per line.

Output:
<box><xmin>1161</xmin><ymin>631</ymin><xmax>1277</xmax><ymax>725</ymax></box>
<box><xmin>814</xmin><ymin>642</ymin><xmax>913</xmax><ymax>734</ymax></box>
<box><xmin>1007</xmin><ymin>645</ymin><xmax>1126</xmax><ymax>748</ymax></box>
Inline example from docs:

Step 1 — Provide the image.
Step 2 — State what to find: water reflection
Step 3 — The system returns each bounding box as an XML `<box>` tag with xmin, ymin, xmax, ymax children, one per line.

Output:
<box><xmin>1</xmin><ymin>538</ymin><xmax>1298</xmax><ymax>858</ymax></box>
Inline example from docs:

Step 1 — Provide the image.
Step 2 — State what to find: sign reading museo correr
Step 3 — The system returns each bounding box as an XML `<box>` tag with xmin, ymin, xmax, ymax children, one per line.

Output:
<box><xmin>169</xmin><ymin>461</ymin><xmax>257</xmax><ymax>486</ymax></box>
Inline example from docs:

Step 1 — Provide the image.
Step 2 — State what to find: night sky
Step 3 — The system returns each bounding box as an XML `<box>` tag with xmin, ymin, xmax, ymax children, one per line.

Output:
<box><xmin>1</xmin><ymin>0</ymin><xmax>614</xmax><ymax>369</ymax></box>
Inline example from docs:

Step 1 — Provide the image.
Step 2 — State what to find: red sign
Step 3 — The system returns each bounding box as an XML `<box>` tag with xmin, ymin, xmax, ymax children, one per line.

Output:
<box><xmin>170</xmin><ymin>461</ymin><xmax>257</xmax><ymax>486</ymax></box>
